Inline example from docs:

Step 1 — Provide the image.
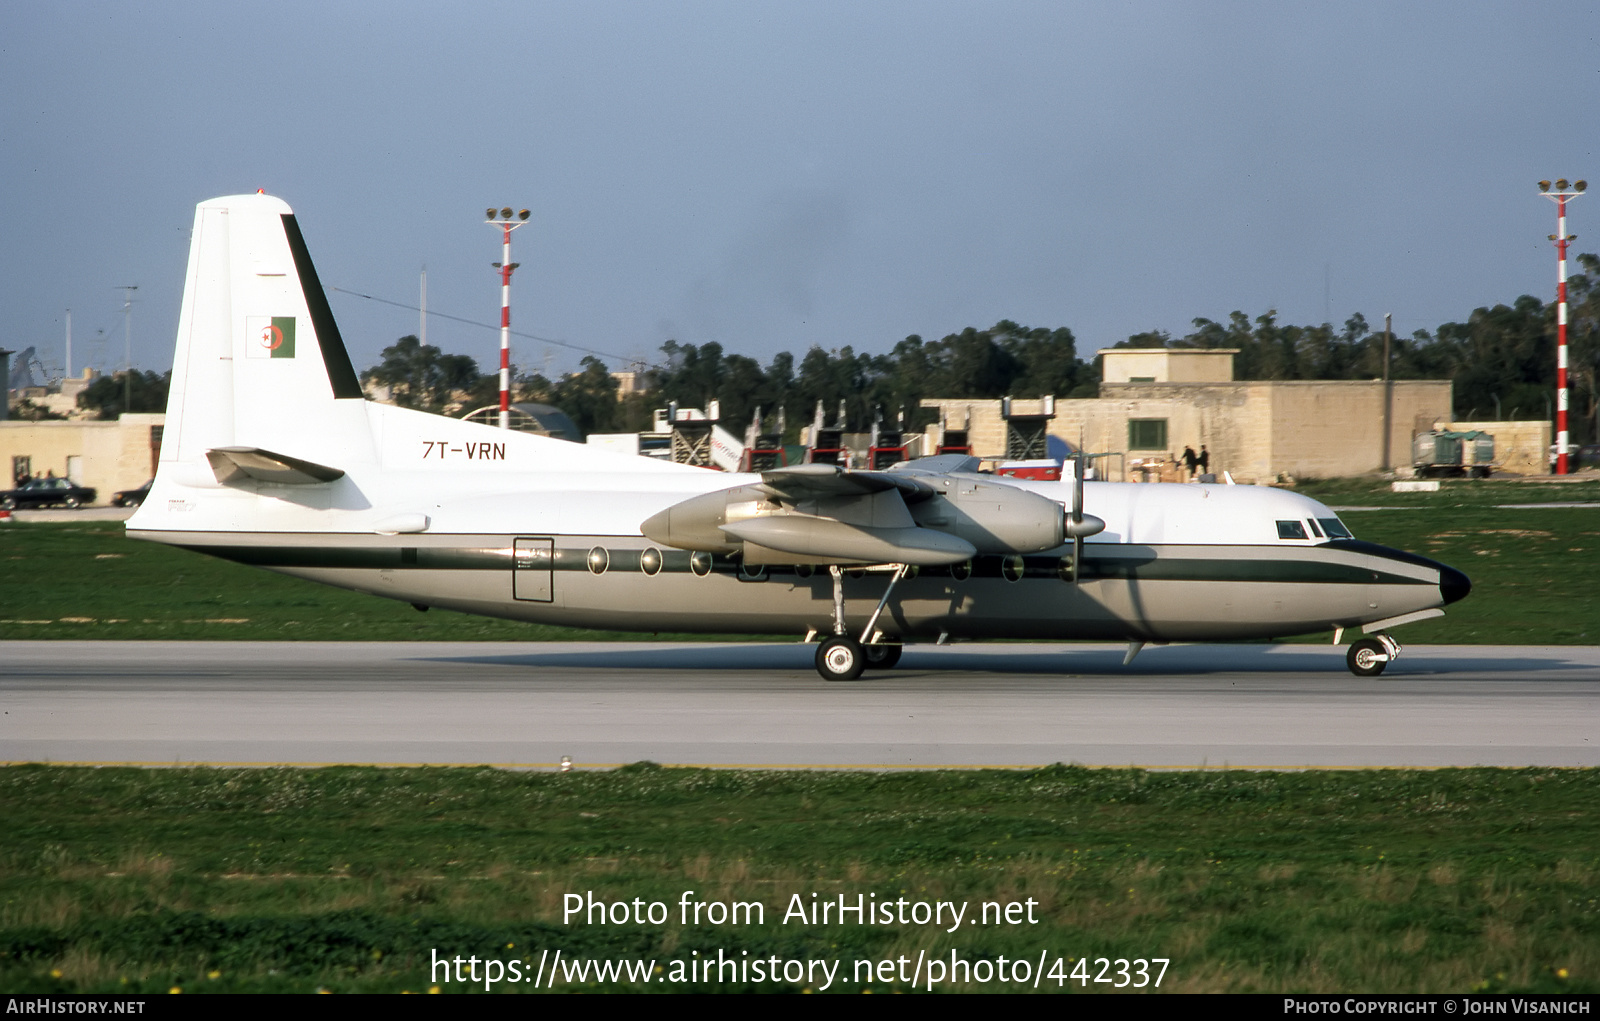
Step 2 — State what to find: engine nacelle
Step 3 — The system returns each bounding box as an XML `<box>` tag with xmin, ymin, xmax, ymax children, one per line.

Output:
<box><xmin>907</xmin><ymin>477</ymin><xmax>1066</xmax><ymax>554</ymax></box>
<box><xmin>639</xmin><ymin>484</ymin><xmax>762</xmax><ymax>554</ymax></box>
<box><xmin>640</xmin><ymin>473</ymin><xmax>1067</xmax><ymax>564</ymax></box>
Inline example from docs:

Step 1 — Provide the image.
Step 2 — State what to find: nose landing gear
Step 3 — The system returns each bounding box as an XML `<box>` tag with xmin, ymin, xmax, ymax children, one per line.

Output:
<box><xmin>1346</xmin><ymin>633</ymin><xmax>1401</xmax><ymax>676</ymax></box>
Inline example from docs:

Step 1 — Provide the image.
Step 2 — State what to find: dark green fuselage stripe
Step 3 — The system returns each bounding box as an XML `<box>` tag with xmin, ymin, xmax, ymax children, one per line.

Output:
<box><xmin>178</xmin><ymin>543</ymin><xmax>1433</xmax><ymax>587</ymax></box>
<box><xmin>177</xmin><ymin>544</ymin><xmax>513</xmax><ymax>570</ymax></box>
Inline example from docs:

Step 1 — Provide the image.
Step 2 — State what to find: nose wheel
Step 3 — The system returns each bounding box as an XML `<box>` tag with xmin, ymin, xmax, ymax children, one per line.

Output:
<box><xmin>1346</xmin><ymin>634</ymin><xmax>1401</xmax><ymax>676</ymax></box>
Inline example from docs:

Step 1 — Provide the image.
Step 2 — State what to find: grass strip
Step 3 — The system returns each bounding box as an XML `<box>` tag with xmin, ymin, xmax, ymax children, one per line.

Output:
<box><xmin>1</xmin><ymin>765</ymin><xmax>1595</xmax><ymax>993</ymax></box>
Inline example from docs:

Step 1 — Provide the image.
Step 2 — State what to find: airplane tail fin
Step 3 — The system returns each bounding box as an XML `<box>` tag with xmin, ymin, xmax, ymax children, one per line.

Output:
<box><xmin>158</xmin><ymin>193</ymin><xmax>371</xmax><ymax>479</ymax></box>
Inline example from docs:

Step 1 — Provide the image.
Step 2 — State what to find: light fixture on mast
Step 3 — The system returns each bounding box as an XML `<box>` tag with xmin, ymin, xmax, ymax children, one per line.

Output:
<box><xmin>485</xmin><ymin>207</ymin><xmax>530</xmax><ymax>430</ymax></box>
<box><xmin>1539</xmin><ymin>178</ymin><xmax>1586</xmax><ymax>474</ymax></box>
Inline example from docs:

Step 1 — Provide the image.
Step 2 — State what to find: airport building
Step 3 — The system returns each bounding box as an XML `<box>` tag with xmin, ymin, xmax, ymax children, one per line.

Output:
<box><xmin>920</xmin><ymin>348</ymin><xmax>1546</xmax><ymax>482</ymax></box>
<box><xmin>1</xmin><ymin>414</ymin><xmax>164</xmax><ymax>497</ymax></box>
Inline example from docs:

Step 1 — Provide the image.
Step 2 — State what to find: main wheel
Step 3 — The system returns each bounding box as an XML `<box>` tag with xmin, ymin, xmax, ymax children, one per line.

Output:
<box><xmin>1347</xmin><ymin>638</ymin><xmax>1388</xmax><ymax>677</ymax></box>
<box><xmin>863</xmin><ymin>643</ymin><xmax>903</xmax><ymax>670</ymax></box>
<box><xmin>815</xmin><ymin>635</ymin><xmax>866</xmax><ymax>681</ymax></box>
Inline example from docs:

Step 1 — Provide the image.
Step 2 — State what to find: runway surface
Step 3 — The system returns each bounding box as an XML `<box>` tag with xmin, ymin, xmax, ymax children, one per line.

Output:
<box><xmin>3</xmin><ymin>641</ymin><xmax>1597</xmax><ymax>769</ymax></box>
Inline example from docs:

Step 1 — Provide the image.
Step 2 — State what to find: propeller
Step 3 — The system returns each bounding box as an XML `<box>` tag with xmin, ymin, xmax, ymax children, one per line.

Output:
<box><xmin>1065</xmin><ymin>437</ymin><xmax>1106</xmax><ymax>582</ymax></box>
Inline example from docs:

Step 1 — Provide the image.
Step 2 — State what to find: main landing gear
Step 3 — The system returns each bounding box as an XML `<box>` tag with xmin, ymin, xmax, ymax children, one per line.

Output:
<box><xmin>812</xmin><ymin>564</ymin><xmax>908</xmax><ymax>681</ymax></box>
<box><xmin>1346</xmin><ymin>633</ymin><xmax>1402</xmax><ymax>677</ymax></box>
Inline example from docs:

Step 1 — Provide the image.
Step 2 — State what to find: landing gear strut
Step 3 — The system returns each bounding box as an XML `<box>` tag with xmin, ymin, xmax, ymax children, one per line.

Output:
<box><xmin>814</xmin><ymin>564</ymin><xmax>908</xmax><ymax>680</ymax></box>
<box><xmin>1347</xmin><ymin>633</ymin><xmax>1401</xmax><ymax>677</ymax></box>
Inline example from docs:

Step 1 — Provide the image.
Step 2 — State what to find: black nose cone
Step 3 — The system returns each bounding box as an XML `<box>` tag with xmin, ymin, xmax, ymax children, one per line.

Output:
<box><xmin>1439</xmin><ymin>563</ymin><xmax>1472</xmax><ymax>605</ymax></box>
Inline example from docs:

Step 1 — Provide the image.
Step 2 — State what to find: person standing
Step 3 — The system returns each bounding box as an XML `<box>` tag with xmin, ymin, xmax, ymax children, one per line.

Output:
<box><xmin>1182</xmin><ymin>446</ymin><xmax>1198</xmax><ymax>478</ymax></box>
<box><xmin>1198</xmin><ymin>445</ymin><xmax>1210</xmax><ymax>475</ymax></box>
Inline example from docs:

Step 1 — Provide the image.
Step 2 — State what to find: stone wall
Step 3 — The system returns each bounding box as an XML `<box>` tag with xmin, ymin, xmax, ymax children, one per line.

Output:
<box><xmin>0</xmin><ymin>413</ymin><xmax>163</xmax><ymax>500</ymax></box>
<box><xmin>1445</xmin><ymin>420</ymin><xmax>1552</xmax><ymax>475</ymax></box>
<box><xmin>924</xmin><ymin>379</ymin><xmax>1457</xmax><ymax>484</ymax></box>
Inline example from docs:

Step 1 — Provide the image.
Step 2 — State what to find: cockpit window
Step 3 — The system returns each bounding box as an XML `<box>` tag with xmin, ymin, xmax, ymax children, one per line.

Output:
<box><xmin>1307</xmin><ymin>518</ymin><xmax>1325</xmax><ymax>538</ymax></box>
<box><xmin>1318</xmin><ymin>517</ymin><xmax>1353</xmax><ymax>539</ymax></box>
<box><xmin>1276</xmin><ymin>520</ymin><xmax>1309</xmax><ymax>540</ymax></box>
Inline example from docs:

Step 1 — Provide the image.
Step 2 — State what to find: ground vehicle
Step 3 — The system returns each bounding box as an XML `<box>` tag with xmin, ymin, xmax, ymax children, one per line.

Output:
<box><xmin>112</xmin><ymin>480</ymin><xmax>154</xmax><ymax>507</ymax></box>
<box><xmin>0</xmin><ymin>478</ymin><xmax>97</xmax><ymax>509</ymax></box>
<box><xmin>1414</xmin><ymin>430</ymin><xmax>1495</xmax><ymax>478</ymax></box>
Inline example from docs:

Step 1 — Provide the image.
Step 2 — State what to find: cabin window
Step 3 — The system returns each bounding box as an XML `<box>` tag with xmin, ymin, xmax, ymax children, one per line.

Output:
<box><xmin>1128</xmin><ymin>419</ymin><xmax>1168</xmax><ymax>450</ymax></box>
<box><xmin>1002</xmin><ymin>554</ymin><xmax>1025</xmax><ymax>582</ymax></box>
<box><xmin>690</xmin><ymin>552</ymin><xmax>713</xmax><ymax>577</ymax></box>
<box><xmin>950</xmin><ymin>560</ymin><xmax>972</xmax><ymax>581</ymax></box>
<box><xmin>1276</xmin><ymin>520</ymin><xmax>1309</xmax><ymax>540</ymax></box>
<box><xmin>1057</xmin><ymin>554</ymin><xmax>1076</xmax><ymax>582</ymax></box>
<box><xmin>640</xmin><ymin>547</ymin><xmax>663</xmax><ymax>576</ymax></box>
<box><xmin>1318</xmin><ymin>517</ymin><xmax>1353</xmax><ymax>539</ymax></box>
<box><xmin>587</xmin><ymin>546</ymin><xmax>610</xmax><ymax>574</ymax></box>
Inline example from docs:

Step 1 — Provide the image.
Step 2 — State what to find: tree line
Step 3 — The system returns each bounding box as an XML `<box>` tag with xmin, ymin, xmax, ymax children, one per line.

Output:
<box><xmin>45</xmin><ymin>253</ymin><xmax>1600</xmax><ymax>446</ymax></box>
<box><xmin>362</xmin><ymin>252</ymin><xmax>1600</xmax><ymax>443</ymax></box>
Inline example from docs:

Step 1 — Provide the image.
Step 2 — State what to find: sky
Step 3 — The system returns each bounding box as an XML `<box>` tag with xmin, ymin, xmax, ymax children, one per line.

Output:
<box><xmin>3</xmin><ymin>1</ymin><xmax>1597</xmax><ymax>386</ymax></box>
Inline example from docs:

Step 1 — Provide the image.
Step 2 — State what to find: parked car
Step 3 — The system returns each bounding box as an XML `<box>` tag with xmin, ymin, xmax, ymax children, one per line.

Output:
<box><xmin>112</xmin><ymin>479</ymin><xmax>154</xmax><ymax>507</ymax></box>
<box><xmin>0</xmin><ymin>477</ymin><xmax>98</xmax><ymax>509</ymax></box>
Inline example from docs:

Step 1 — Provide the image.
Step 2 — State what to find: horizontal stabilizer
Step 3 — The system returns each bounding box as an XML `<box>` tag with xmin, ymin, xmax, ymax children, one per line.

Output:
<box><xmin>721</xmin><ymin>516</ymin><xmax>975</xmax><ymax>566</ymax></box>
<box><xmin>206</xmin><ymin>446</ymin><xmax>345</xmax><ymax>486</ymax></box>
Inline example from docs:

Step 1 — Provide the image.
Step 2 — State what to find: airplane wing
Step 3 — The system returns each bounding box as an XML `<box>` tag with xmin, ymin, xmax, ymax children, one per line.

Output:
<box><xmin>756</xmin><ymin>462</ymin><xmax>938</xmax><ymax>503</ymax></box>
<box><xmin>642</xmin><ymin>457</ymin><xmax>1065</xmax><ymax>567</ymax></box>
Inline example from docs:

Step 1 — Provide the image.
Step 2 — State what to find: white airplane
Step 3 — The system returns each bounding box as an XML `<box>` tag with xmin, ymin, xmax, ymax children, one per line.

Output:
<box><xmin>128</xmin><ymin>194</ymin><xmax>1470</xmax><ymax>680</ymax></box>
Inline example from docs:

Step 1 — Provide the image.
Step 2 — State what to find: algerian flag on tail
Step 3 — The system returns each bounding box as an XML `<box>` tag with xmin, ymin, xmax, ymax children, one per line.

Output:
<box><xmin>246</xmin><ymin>316</ymin><xmax>296</xmax><ymax>358</ymax></box>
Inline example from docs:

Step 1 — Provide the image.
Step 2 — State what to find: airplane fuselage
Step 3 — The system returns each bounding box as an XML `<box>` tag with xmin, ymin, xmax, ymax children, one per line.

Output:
<box><xmin>133</xmin><ymin>465</ymin><xmax>1464</xmax><ymax>644</ymax></box>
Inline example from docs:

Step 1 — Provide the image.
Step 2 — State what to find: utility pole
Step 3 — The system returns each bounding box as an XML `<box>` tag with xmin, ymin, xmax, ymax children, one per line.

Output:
<box><xmin>1539</xmin><ymin>178</ymin><xmax>1586</xmax><ymax>474</ymax></box>
<box><xmin>118</xmin><ymin>286</ymin><xmax>138</xmax><ymax>417</ymax></box>
<box><xmin>485</xmin><ymin>207</ymin><xmax>529</xmax><ymax>429</ymax></box>
<box><xmin>65</xmin><ymin>309</ymin><xmax>72</xmax><ymax>381</ymax></box>
<box><xmin>419</xmin><ymin>266</ymin><xmax>427</xmax><ymax>348</ymax></box>
<box><xmin>1382</xmin><ymin>312</ymin><xmax>1393</xmax><ymax>471</ymax></box>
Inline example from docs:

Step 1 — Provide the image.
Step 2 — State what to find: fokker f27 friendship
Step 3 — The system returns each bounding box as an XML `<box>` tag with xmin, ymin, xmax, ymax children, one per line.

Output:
<box><xmin>128</xmin><ymin>194</ymin><xmax>1471</xmax><ymax>680</ymax></box>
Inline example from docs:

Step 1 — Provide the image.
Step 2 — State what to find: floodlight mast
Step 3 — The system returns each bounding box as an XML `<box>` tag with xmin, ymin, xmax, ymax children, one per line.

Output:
<box><xmin>1539</xmin><ymin>179</ymin><xmax>1586</xmax><ymax>474</ymax></box>
<box><xmin>485</xmin><ymin>207</ymin><xmax>530</xmax><ymax>430</ymax></box>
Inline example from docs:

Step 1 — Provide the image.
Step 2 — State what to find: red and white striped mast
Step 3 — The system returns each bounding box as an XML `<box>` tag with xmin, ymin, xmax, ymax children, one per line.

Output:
<box><xmin>1539</xmin><ymin>178</ymin><xmax>1586</xmax><ymax>474</ymax></box>
<box><xmin>486</xmin><ymin>206</ymin><xmax>530</xmax><ymax>430</ymax></box>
